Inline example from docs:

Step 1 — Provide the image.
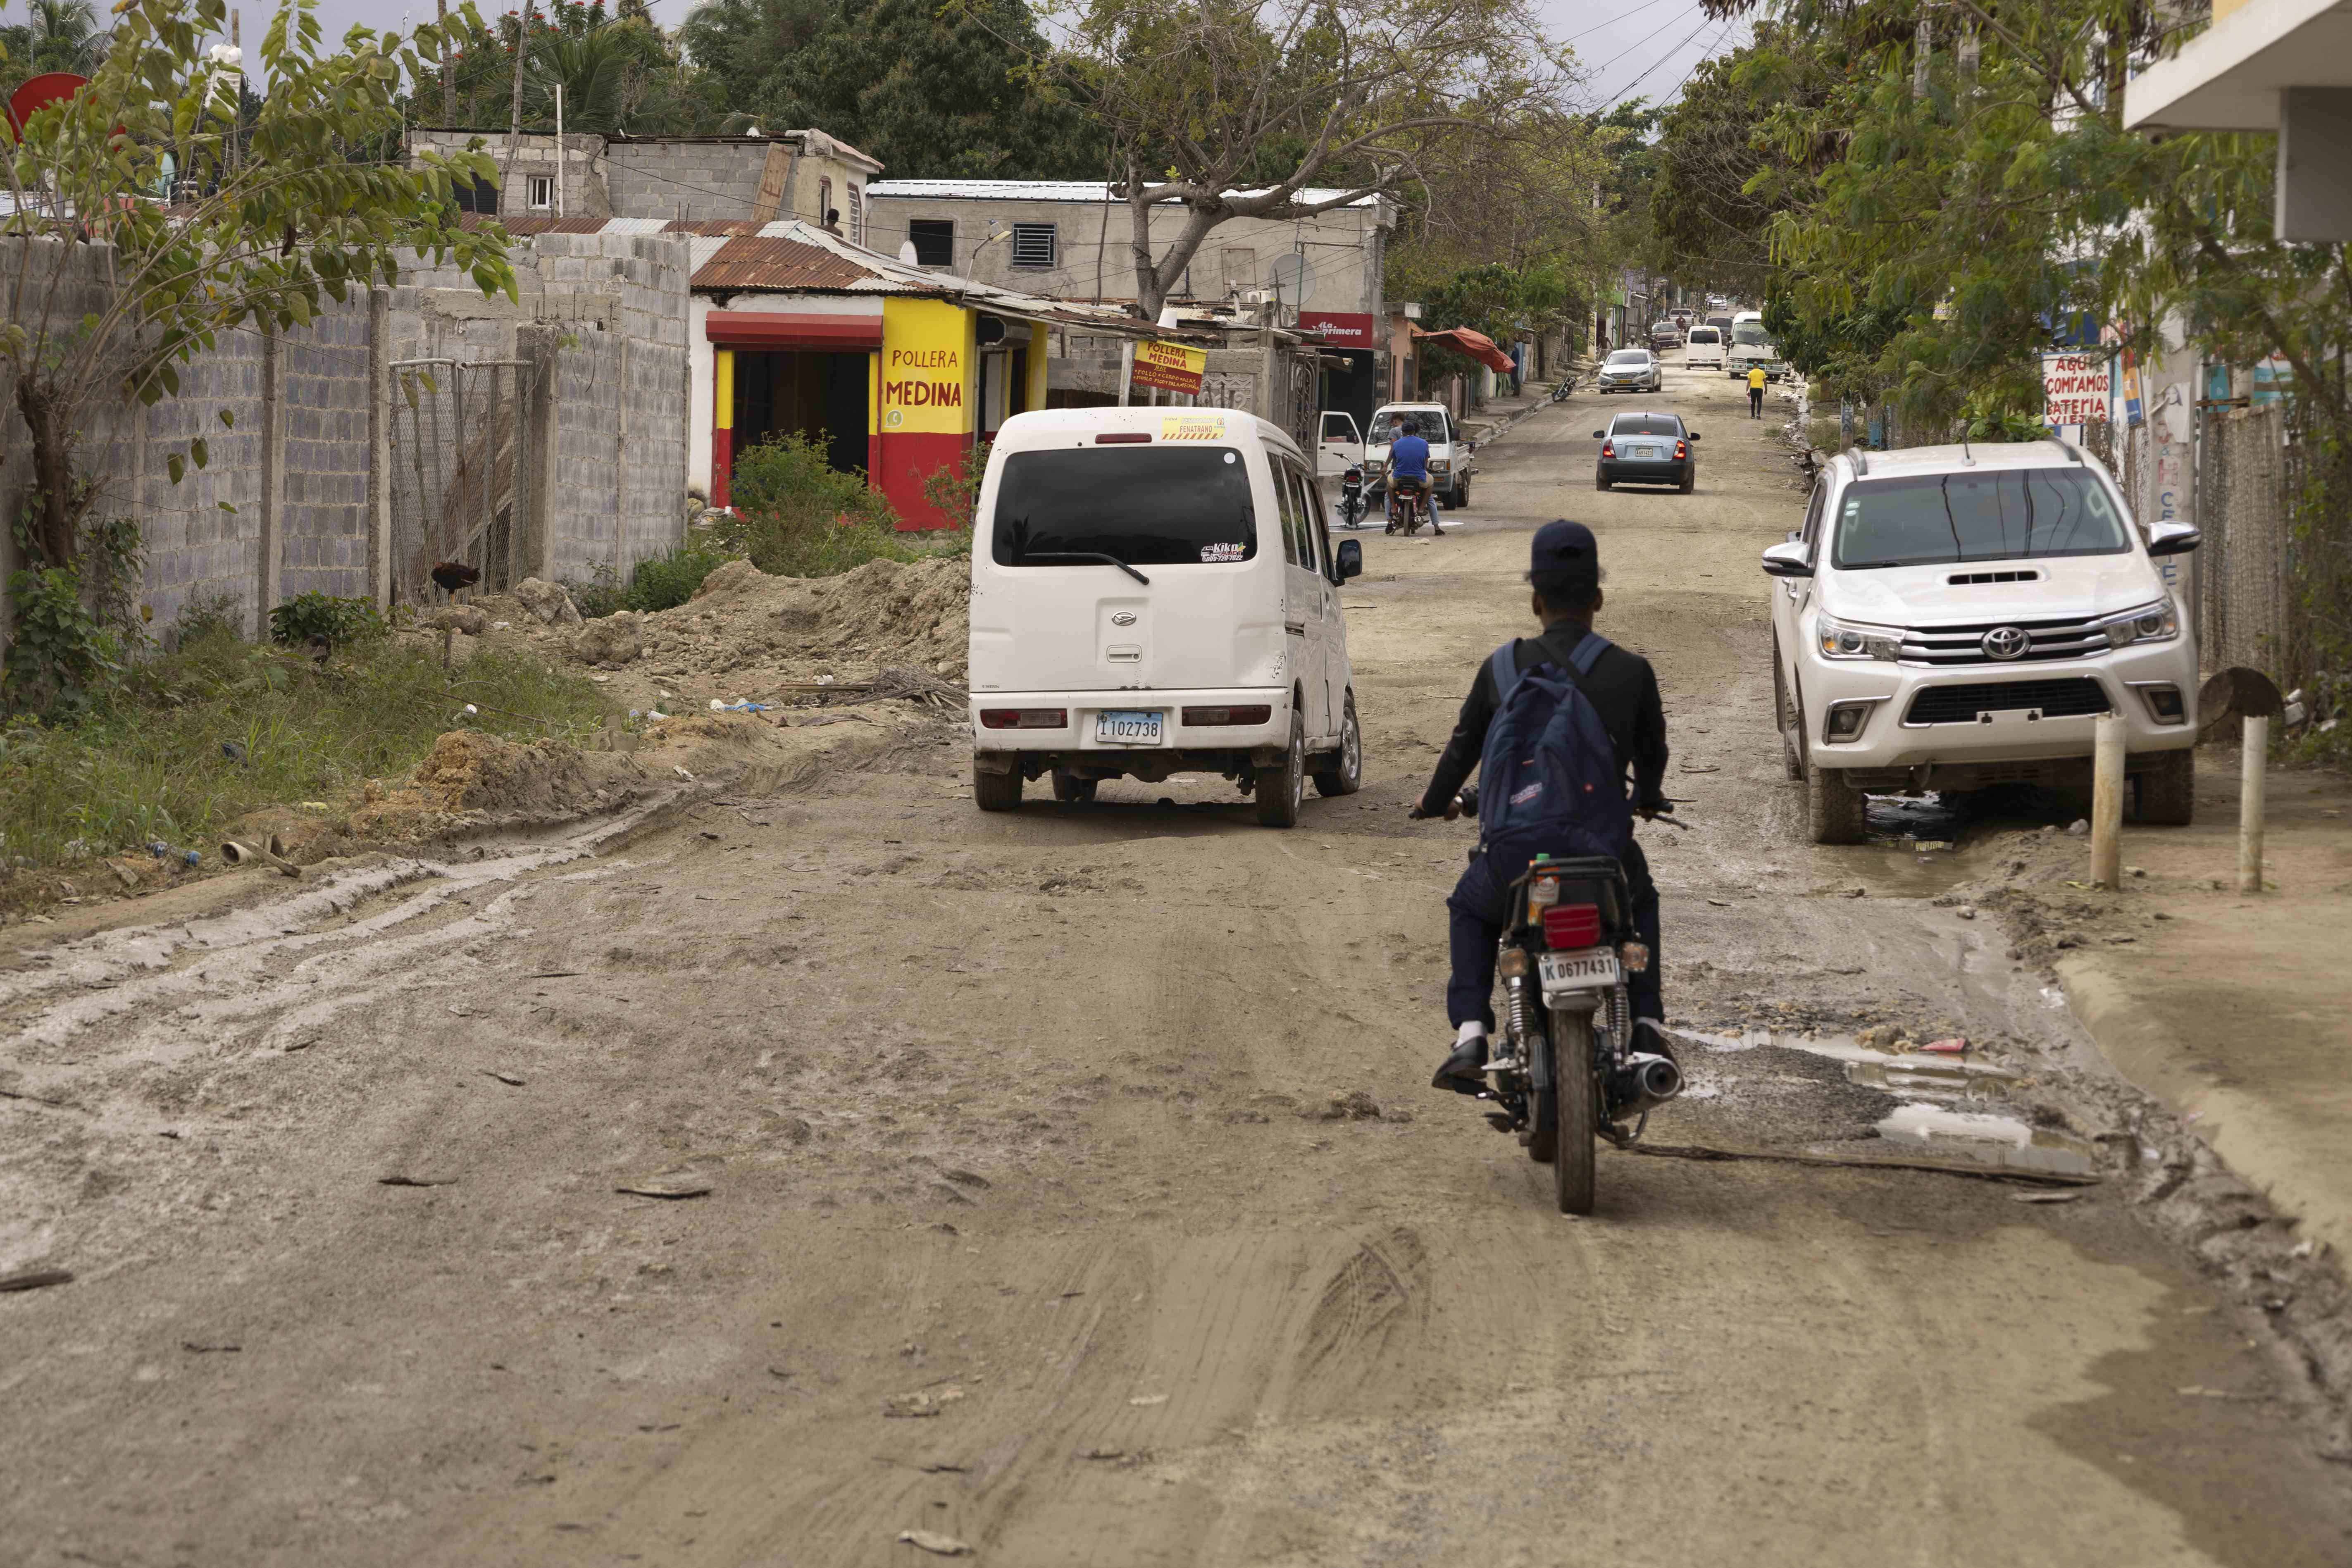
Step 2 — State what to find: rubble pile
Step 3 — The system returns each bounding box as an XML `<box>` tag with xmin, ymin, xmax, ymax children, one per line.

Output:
<box><xmin>619</xmin><ymin>555</ymin><xmax>970</xmax><ymax>696</ymax></box>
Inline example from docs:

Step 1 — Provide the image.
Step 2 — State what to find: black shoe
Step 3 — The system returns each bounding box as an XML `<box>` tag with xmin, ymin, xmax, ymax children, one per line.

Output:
<box><xmin>1432</xmin><ymin>1037</ymin><xmax>1489</xmax><ymax>1095</ymax></box>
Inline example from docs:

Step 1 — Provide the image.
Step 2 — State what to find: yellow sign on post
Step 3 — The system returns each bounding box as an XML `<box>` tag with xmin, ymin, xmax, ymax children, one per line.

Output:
<box><xmin>1132</xmin><ymin>339</ymin><xmax>1206</xmax><ymax>396</ymax></box>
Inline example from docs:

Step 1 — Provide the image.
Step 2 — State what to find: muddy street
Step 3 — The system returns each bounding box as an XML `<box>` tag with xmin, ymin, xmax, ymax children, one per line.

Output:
<box><xmin>5</xmin><ymin>362</ymin><xmax>2349</xmax><ymax>1566</ymax></box>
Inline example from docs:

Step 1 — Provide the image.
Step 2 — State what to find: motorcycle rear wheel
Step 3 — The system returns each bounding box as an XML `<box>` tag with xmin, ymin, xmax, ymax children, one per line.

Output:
<box><xmin>1551</xmin><ymin>1010</ymin><xmax>1598</xmax><ymax>1215</ymax></box>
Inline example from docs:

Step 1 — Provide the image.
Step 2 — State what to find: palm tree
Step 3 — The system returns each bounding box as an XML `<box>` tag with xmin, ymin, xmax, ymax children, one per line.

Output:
<box><xmin>2</xmin><ymin>0</ymin><xmax>110</xmax><ymax>78</ymax></box>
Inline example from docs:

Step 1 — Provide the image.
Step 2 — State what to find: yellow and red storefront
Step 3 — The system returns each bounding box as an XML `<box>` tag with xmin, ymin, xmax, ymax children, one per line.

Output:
<box><xmin>703</xmin><ymin>298</ymin><xmax>1048</xmax><ymax>530</ymax></box>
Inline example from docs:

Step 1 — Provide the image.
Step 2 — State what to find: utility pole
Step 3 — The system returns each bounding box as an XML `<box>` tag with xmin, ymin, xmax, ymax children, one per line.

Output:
<box><xmin>438</xmin><ymin>0</ymin><xmax>454</xmax><ymax>125</ymax></box>
<box><xmin>1914</xmin><ymin>14</ymin><xmax>1931</xmax><ymax>99</ymax></box>
<box><xmin>502</xmin><ymin>0</ymin><xmax>534</xmax><ymax>214</ymax></box>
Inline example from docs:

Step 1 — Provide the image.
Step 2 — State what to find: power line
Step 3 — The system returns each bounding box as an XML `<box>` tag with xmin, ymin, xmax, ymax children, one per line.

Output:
<box><xmin>1593</xmin><ymin>8</ymin><xmax>1730</xmax><ymax>111</ymax></box>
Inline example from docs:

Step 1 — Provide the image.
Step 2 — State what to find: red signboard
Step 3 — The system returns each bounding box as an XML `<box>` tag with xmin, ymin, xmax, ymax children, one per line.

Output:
<box><xmin>1299</xmin><ymin>311</ymin><xmax>1377</xmax><ymax>348</ymax></box>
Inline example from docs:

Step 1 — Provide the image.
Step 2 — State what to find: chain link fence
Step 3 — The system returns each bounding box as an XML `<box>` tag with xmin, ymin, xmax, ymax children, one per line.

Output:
<box><xmin>387</xmin><ymin>358</ymin><xmax>536</xmax><ymax>605</ymax></box>
<box><xmin>2194</xmin><ymin>403</ymin><xmax>2299</xmax><ymax>679</ymax></box>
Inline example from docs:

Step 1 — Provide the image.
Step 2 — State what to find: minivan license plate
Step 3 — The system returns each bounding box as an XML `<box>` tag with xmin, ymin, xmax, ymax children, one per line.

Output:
<box><xmin>1096</xmin><ymin>710</ymin><xmax>1164</xmax><ymax>745</ymax></box>
<box><xmin>1539</xmin><ymin>948</ymin><xmax>1622</xmax><ymax>993</ymax></box>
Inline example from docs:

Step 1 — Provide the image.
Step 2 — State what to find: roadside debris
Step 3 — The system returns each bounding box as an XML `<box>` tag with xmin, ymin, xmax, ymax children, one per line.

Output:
<box><xmin>481</xmin><ymin>1070</ymin><xmax>526</xmax><ymax>1087</ymax></box>
<box><xmin>896</xmin><ymin>1529</ymin><xmax>972</xmax><ymax>1556</ymax></box>
<box><xmin>2011</xmin><ymin>1190</ymin><xmax>2083</xmax><ymax>1205</ymax></box>
<box><xmin>884</xmin><ymin>1387</ymin><xmax>965</xmax><ymax>1418</ymax></box>
<box><xmin>379</xmin><ymin>1175</ymin><xmax>455</xmax><ymax>1188</ymax></box>
<box><xmin>615</xmin><ymin>1176</ymin><xmax>712</xmax><ymax>1200</ymax></box>
<box><xmin>0</xmin><ymin>1268</ymin><xmax>74</xmax><ymax>1292</ymax></box>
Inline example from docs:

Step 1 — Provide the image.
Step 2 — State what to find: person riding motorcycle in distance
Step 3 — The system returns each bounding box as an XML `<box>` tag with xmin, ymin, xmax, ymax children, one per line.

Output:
<box><xmin>1411</xmin><ymin>520</ymin><xmax>1672</xmax><ymax>1091</ymax></box>
<box><xmin>1385</xmin><ymin>417</ymin><xmax>1442</xmax><ymax>531</ymax></box>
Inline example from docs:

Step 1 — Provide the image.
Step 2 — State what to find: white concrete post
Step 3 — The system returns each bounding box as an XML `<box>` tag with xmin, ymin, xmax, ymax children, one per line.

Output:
<box><xmin>2240</xmin><ymin>715</ymin><xmax>2269</xmax><ymax>892</ymax></box>
<box><xmin>2090</xmin><ymin>713</ymin><xmax>2126</xmax><ymax>889</ymax></box>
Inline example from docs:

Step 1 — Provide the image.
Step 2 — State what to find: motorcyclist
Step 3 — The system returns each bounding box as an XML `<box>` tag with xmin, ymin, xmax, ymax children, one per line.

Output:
<box><xmin>1411</xmin><ymin>520</ymin><xmax>1670</xmax><ymax>1093</ymax></box>
<box><xmin>1385</xmin><ymin>417</ymin><xmax>1442</xmax><ymax>532</ymax></box>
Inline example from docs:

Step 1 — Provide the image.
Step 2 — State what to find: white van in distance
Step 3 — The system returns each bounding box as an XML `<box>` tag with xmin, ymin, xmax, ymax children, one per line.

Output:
<box><xmin>1683</xmin><ymin>325</ymin><xmax>1726</xmax><ymax>370</ymax></box>
<box><xmin>967</xmin><ymin>407</ymin><xmax>1366</xmax><ymax>827</ymax></box>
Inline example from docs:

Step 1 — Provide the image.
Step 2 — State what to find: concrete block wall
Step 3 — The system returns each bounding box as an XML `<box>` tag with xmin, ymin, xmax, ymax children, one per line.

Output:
<box><xmin>1</xmin><ymin>231</ymin><xmax>691</xmax><ymax>651</ymax></box>
<box><xmin>277</xmin><ymin>295</ymin><xmax>377</xmax><ymax>601</ymax></box>
<box><xmin>605</xmin><ymin>141</ymin><xmax>767</xmax><ymax>224</ymax></box>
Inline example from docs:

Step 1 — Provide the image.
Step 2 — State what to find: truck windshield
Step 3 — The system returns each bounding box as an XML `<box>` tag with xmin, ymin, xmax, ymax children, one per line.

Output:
<box><xmin>992</xmin><ymin>446</ymin><xmax>1258</xmax><ymax>567</ymax></box>
<box><xmin>1833</xmin><ymin>469</ymin><xmax>2133</xmax><ymax>569</ymax></box>
<box><xmin>1732</xmin><ymin>322</ymin><xmax>1771</xmax><ymax>348</ymax></box>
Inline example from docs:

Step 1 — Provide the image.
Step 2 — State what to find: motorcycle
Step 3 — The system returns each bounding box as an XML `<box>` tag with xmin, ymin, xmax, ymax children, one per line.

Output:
<box><xmin>1449</xmin><ymin>784</ymin><xmax>1682</xmax><ymax>1215</ymax></box>
<box><xmin>1385</xmin><ymin>475</ymin><xmax>1441</xmax><ymax>537</ymax></box>
<box><xmin>1549</xmin><ymin>376</ymin><xmax>1578</xmax><ymax>404</ymax></box>
<box><xmin>1338</xmin><ymin>464</ymin><xmax>1367</xmax><ymax>529</ymax></box>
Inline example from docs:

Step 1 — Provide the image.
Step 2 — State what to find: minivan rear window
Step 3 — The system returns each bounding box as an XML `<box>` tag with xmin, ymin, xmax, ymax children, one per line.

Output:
<box><xmin>1833</xmin><ymin>469</ymin><xmax>2132</xmax><ymax>569</ymax></box>
<box><xmin>991</xmin><ymin>446</ymin><xmax>1258</xmax><ymax>567</ymax></box>
<box><xmin>1687</xmin><ymin>328</ymin><xmax>1720</xmax><ymax>343</ymax></box>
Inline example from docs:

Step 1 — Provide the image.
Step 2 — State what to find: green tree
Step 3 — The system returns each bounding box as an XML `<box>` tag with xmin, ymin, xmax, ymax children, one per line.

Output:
<box><xmin>435</xmin><ymin>0</ymin><xmax>712</xmax><ymax>134</ymax></box>
<box><xmin>1</xmin><ymin>0</ymin><xmax>512</xmax><ymax>577</ymax></box>
<box><xmin>1650</xmin><ymin>26</ymin><xmax>1830</xmax><ymax>301</ymax></box>
<box><xmin>679</xmin><ymin>0</ymin><xmax>1099</xmax><ymax>179</ymax></box>
<box><xmin>1051</xmin><ymin>0</ymin><xmax>1569</xmax><ymax>319</ymax></box>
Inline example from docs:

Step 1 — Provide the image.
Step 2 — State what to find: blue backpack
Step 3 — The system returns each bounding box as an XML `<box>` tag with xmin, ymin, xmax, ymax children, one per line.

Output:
<box><xmin>1476</xmin><ymin>632</ymin><xmax>1633</xmax><ymax>860</ymax></box>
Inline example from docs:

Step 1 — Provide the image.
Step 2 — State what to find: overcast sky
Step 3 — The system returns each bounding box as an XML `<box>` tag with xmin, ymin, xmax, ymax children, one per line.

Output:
<box><xmin>153</xmin><ymin>0</ymin><xmax>1748</xmax><ymax>122</ymax></box>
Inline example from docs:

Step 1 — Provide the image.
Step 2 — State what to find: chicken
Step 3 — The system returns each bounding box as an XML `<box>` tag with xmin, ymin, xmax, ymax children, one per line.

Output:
<box><xmin>305</xmin><ymin>632</ymin><xmax>332</xmax><ymax>671</ymax></box>
<box><xmin>429</xmin><ymin>560</ymin><xmax>481</xmax><ymax>601</ymax></box>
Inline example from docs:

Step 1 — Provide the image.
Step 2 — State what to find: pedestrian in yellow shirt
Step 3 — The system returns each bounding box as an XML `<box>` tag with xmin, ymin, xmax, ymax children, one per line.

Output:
<box><xmin>1747</xmin><ymin>365</ymin><xmax>1767</xmax><ymax>419</ymax></box>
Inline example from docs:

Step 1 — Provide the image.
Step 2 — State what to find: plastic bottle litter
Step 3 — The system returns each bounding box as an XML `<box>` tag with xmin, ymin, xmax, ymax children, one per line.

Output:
<box><xmin>710</xmin><ymin>700</ymin><xmax>771</xmax><ymax>714</ymax></box>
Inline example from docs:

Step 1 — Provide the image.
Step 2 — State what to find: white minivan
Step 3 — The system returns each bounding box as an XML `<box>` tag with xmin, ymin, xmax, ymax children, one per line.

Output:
<box><xmin>1762</xmin><ymin>441</ymin><xmax>2202</xmax><ymax>844</ymax></box>
<box><xmin>967</xmin><ymin>406</ymin><xmax>1366</xmax><ymax>827</ymax></box>
<box><xmin>1683</xmin><ymin>325</ymin><xmax>1726</xmax><ymax>370</ymax></box>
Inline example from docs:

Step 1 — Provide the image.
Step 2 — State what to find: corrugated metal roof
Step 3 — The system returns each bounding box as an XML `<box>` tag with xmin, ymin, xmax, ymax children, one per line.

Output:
<box><xmin>457</xmin><ymin>214</ymin><xmax>613</xmax><ymax>235</ymax></box>
<box><xmin>866</xmin><ymin>180</ymin><xmax>1382</xmax><ymax>209</ymax></box>
<box><xmin>663</xmin><ymin>219</ymin><xmax>764</xmax><ymax>236</ymax></box>
<box><xmin>691</xmin><ymin>234</ymin><xmax>886</xmax><ymax>292</ymax></box>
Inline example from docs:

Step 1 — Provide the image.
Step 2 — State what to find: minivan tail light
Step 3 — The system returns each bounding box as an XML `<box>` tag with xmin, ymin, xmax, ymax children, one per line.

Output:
<box><xmin>1095</xmin><ymin>432</ymin><xmax>1151</xmax><ymax>444</ymax></box>
<box><xmin>1180</xmin><ymin>705</ymin><xmax>1272</xmax><ymax>727</ymax></box>
<box><xmin>979</xmin><ymin>708</ymin><xmax>1068</xmax><ymax>729</ymax></box>
<box><xmin>1542</xmin><ymin>903</ymin><xmax>1603</xmax><ymax>950</ymax></box>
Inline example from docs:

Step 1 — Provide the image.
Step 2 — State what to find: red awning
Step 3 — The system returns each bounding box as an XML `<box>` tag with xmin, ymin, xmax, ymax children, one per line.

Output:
<box><xmin>705</xmin><ymin>311</ymin><xmax>882</xmax><ymax>350</ymax></box>
<box><xmin>1412</xmin><ymin>326</ymin><xmax>1517</xmax><ymax>374</ymax></box>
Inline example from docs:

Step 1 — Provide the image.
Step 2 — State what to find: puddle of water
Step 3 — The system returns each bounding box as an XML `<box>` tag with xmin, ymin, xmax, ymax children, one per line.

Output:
<box><xmin>1846</xmin><ymin>1058</ymin><xmax>2016</xmax><ymax>1098</ymax></box>
<box><xmin>1872</xmin><ymin>1102</ymin><xmax>2098</xmax><ymax>1175</ymax></box>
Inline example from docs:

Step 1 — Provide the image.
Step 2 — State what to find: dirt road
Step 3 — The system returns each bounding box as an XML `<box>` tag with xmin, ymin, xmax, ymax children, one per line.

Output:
<box><xmin>5</xmin><ymin>363</ymin><xmax>2349</xmax><ymax>1566</ymax></box>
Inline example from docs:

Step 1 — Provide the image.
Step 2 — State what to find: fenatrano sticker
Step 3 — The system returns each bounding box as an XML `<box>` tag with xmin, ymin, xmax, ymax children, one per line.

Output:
<box><xmin>1200</xmin><ymin>543</ymin><xmax>1247</xmax><ymax>563</ymax></box>
<box><xmin>1162</xmin><ymin>414</ymin><xmax>1227</xmax><ymax>442</ymax></box>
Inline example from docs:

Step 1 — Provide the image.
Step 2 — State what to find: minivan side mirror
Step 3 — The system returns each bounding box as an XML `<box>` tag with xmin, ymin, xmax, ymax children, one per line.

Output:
<box><xmin>1335</xmin><ymin>539</ymin><xmax>1363</xmax><ymax>580</ymax></box>
<box><xmin>1760</xmin><ymin>540</ymin><xmax>1813</xmax><ymax>578</ymax></box>
<box><xmin>2148</xmin><ymin>520</ymin><xmax>2201</xmax><ymax>555</ymax></box>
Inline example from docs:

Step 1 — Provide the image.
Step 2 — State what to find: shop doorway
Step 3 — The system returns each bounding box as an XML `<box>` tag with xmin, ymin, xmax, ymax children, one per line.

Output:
<box><xmin>732</xmin><ymin>350</ymin><xmax>870</xmax><ymax>479</ymax></box>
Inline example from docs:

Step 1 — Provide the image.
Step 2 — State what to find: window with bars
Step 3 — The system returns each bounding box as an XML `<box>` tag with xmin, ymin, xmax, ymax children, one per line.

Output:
<box><xmin>909</xmin><ymin>219</ymin><xmax>955</xmax><ymax>267</ymax></box>
<box><xmin>1010</xmin><ymin>222</ymin><xmax>1057</xmax><ymax>269</ymax></box>
<box><xmin>527</xmin><ymin>175</ymin><xmax>553</xmax><ymax>210</ymax></box>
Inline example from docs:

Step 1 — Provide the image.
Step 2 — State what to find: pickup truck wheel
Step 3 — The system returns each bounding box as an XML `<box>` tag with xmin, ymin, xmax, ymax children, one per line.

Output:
<box><xmin>1312</xmin><ymin>696</ymin><xmax>1363</xmax><ymax>797</ymax></box>
<box><xmin>1775</xmin><ymin>646</ymin><xmax>1806</xmax><ymax>782</ymax></box>
<box><xmin>1050</xmin><ymin>770</ymin><xmax>1097</xmax><ymax>803</ymax></box>
<box><xmin>974</xmin><ymin>763</ymin><xmax>1023</xmax><ymax>812</ymax></box>
<box><xmin>1806</xmin><ymin>765</ymin><xmax>1868</xmax><ymax>845</ymax></box>
<box><xmin>2134</xmin><ymin>748</ymin><xmax>2196</xmax><ymax>825</ymax></box>
<box><xmin>1256</xmin><ymin>713</ymin><xmax>1306</xmax><ymax>827</ymax></box>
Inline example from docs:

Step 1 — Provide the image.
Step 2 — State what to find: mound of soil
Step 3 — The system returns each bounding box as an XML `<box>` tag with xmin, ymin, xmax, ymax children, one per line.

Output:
<box><xmin>407</xmin><ymin>731</ymin><xmax>599</xmax><ymax>815</ymax></box>
<box><xmin>627</xmin><ymin>555</ymin><xmax>969</xmax><ymax>697</ymax></box>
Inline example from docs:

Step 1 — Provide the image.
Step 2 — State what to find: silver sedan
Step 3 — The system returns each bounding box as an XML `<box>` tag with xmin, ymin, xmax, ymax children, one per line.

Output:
<box><xmin>1597</xmin><ymin>348</ymin><xmax>1663</xmax><ymax>394</ymax></box>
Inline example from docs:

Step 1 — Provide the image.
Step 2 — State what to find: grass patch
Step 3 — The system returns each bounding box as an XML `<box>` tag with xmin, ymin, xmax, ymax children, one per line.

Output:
<box><xmin>570</xmin><ymin>543</ymin><xmax>733</xmax><ymax>617</ymax></box>
<box><xmin>0</xmin><ymin>624</ymin><xmax>608</xmax><ymax>873</ymax></box>
<box><xmin>722</xmin><ymin>433</ymin><xmax>969</xmax><ymax>577</ymax></box>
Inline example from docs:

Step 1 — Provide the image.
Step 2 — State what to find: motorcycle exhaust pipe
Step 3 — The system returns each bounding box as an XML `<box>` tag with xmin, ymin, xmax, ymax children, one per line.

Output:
<box><xmin>1616</xmin><ymin>1051</ymin><xmax>1682</xmax><ymax>1111</ymax></box>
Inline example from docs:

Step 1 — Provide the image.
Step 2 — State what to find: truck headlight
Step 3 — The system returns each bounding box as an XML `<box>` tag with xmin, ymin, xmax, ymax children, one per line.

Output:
<box><xmin>2098</xmin><ymin>600</ymin><xmax>2179</xmax><ymax>648</ymax></box>
<box><xmin>1430</xmin><ymin>459</ymin><xmax>1450</xmax><ymax>473</ymax></box>
<box><xmin>1814</xmin><ymin>615</ymin><xmax>1902</xmax><ymax>662</ymax></box>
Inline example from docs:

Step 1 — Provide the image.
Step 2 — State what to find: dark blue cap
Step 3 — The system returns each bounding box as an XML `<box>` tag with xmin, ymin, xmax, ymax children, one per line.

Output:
<box><xmin>1530</xmin><ymin>519</ymin><xmax>1599</xmax><ymax>577</ymax></box>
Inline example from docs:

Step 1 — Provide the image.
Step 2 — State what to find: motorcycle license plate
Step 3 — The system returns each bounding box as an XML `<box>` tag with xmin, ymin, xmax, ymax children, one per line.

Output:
<box><xmin>1095</xmin><ymin>710</ymin><xmax>1165</xmax><ymax>746</ymax></box>
<box><xmin>1539</xmin><ymin>947</ymin><xmax>1621</xmax><ymax>994</ymax></box>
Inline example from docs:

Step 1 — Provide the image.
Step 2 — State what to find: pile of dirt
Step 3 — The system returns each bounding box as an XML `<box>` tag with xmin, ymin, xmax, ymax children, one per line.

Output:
<box><xmin>400</xmin><ymin>730</ymin><xmax>599</xmax><ymax>816</ymax></box>
<box><xmin>619</xmin><ymin>555</ymin><xmax>970</xmax><ymax>698</ymax></box>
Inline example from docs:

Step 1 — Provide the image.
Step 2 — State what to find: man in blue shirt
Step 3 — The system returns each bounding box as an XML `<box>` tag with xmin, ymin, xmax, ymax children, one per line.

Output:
<box><xmin>1385</xmin><ymin>417</ymin><xmax>1443</xmax><ymax>533</ymax></box>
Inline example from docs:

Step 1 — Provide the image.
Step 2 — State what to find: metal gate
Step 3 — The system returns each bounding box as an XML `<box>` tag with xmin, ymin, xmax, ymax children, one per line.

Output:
<box><xmin>387</xmin><ymin>357</ymin><xmax>535</xmax><ymax>604</ymax></box>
